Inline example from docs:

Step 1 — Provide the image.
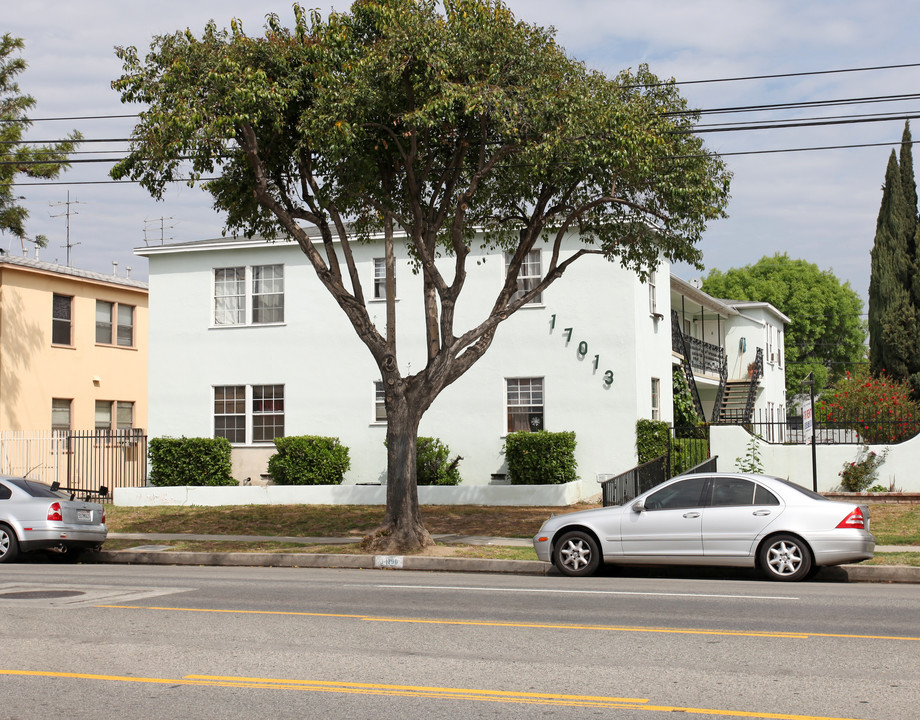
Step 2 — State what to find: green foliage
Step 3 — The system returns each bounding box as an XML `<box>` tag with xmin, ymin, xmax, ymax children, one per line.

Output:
<box><xmin>839</xmin><ymin>445</ymin><xmax>888</xmax><ymax>492</ymax></box>
<box><xmin>672</xmin><ymin>367</ymin><xmax>701</xmax><ymax>428</ymax></box>
<box><xmin>0</xmin><ymin>34</ymin><xmax>81</xmax><ymax>243</ymax></box>
<box><xmin>504</xmin><ymin>431</ymin><xmax>577</xmax><ymax>485</ymax></box>
<box><xmin>148</xmin><ymin>437</ymin><xmax>236</xmax><ymax>487</ymax></box>
<box><xmin>817</xmin><ymin>366</ymin><xmax>920</xmax><ymax>443</ymax></box>
<box><xmin>267</xmin><ymin>436</ymin><xmax>351</xmax><ymax>486</ymax></box>
<box><xmin>636</xmin><ymin>419</ymin><xmax>670</xmax><ymax>463</ymax></box>
<box><xmin>702</xmin><ymin>253</ymin><xmax>866</xmax><ymax>399</ymax></box>
<box><xmin>415</xmin><ymin>437</ymin><xmax>463</xmax><ymax>486</ymax></box>
<box><xmin>734</xmin><ymin>436</ymin><xmax>764</xmax><ymax>474</ymax></box>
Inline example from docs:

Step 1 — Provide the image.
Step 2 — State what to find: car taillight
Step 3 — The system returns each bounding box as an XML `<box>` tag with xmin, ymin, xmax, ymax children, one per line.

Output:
<box><xmin>101</xmin><ymin>507</ymin><xmax>106</xmax><ymax>524</ymax></box>
<box><xmin>47</xmin><ymin>502</ymin><xmax>63</xmax><ymax>522</ymax></box>
<box><xmin>836</xmin><ymin>507</ymin><xmax>865</xmax><ymax>529</ymax></box>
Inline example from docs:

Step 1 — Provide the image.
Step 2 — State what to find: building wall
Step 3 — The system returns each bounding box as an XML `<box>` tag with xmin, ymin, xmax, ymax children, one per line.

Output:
<box><xmin>142</xmin><ymin>236</ymin><xmax>673</xmax><ymax>495</ymax></box>
<box><xmin>0</xmin><ymin>263</ymin><xmax>148</xmax><ymax>431</ymax></box>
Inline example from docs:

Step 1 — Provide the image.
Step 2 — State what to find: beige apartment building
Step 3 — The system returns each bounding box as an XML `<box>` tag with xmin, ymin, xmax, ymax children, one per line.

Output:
<box><xmin>0</xmin><ymin>253</ymin><xmax>148</xmax><ymax>433</ymax></box>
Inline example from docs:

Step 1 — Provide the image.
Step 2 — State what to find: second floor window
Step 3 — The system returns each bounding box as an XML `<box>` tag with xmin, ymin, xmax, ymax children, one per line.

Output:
<box><xmin>52</xmin><ymin>294</ymin><xmax>73</xmax><ymax>345</ymax></box>
<box><xmin>373</xmin><ymin>258</ymin><xmax>387</xmax><ymax>299</ymax></box>
<box><xmin>648</xmin><ymin>270</ymin><xmax>658</xmax><ymax>315</ymax></box>
<box><xmin>96</xmin><ymin>301</ymin><xmax>135</xmax><ymax>346</ymax></box>
<box><xmin>506</xmin><ymin>250</ymin><xmax>542</xmax><ymax>305</ymax></box>
<box><xmin>214</xmin><ymin>265</ymin><xmax>284</xmax><ymax>326</ymax></box>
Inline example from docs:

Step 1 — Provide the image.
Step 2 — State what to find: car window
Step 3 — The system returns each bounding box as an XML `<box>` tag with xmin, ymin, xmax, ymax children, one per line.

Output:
<box><xmin>754</xmin><ymin>484</ymin><xmax>780</xmax><ymax>506</ymax></box>
<box><xmin>711</xmin><ymin>478</ymin><xmax>756</xmax><ymax>506</ymax></box>
<box><xmin>644</xmin><ymin>477</ymin><xmax>708</xmax><ymax>510</ymax></box>
<box><xmin>0</xmin><ymin>483</ymin><xmax>10</xmax><ymax>501</ymax></box>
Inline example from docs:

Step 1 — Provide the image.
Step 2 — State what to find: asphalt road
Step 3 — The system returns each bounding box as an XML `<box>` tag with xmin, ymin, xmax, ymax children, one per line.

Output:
<box><xmin>2</xmin><ymin>563</ymin><xmax>919</xmax><ymax>720</ymax></box>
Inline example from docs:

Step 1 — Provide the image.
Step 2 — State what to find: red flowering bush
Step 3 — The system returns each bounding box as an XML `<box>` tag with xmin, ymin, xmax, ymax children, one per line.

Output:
<box><xmin>818</xmin><ymin>367</ymin><xmax>920</xmax><ymax>443</ymax></box>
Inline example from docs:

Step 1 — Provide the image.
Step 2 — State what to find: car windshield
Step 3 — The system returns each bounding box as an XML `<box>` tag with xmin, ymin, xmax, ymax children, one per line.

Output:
<box><xmin>765</xmin><ymin>476</ymin><xmax>828</xmax><ymax>502</ymax></box>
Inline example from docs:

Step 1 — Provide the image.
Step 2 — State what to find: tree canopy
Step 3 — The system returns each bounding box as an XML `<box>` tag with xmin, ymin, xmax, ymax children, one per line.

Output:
<box><xmin>701</xmin><ymin>253</ymin><xmax>866</xmax><ymax>399</ymax></box>
<box><xmin>112</xmin><ymin>0</ymin><xmax>731</xmax><ymax>552</ymax></box>
<box><xmin>0</xmin><ymin>34</ymin><xmax>81</xmax><ymax>248</ymax></box>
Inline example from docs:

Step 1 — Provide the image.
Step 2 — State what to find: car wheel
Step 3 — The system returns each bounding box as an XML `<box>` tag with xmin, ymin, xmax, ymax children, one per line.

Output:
<box><xmin>759</xmin><ymin>534</ymin><xmax>812</xmax><ymax>582</ymax></box>
<box><xmin>0</xmin><ymin>524</ymin><xmax>20</xmax><ymax>563</ymax></box>
<box><xmin>553</xmin><ymin>530</ymin><xmax>601</xmax><ymax>577</ymax></box>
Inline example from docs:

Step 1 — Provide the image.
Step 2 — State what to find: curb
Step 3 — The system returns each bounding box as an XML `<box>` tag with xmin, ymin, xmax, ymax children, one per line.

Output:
<box><xmin>85</xmin><ymin>550</ymin><xmax>919</xmax><ymax>582</ymax></box>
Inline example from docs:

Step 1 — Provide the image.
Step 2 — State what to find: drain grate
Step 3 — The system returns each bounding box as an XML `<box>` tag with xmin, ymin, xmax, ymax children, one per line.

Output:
<box><xmin>0</xmin><ymin>590</ymin><xmax>86</xmax><ymax>600</ymax></box>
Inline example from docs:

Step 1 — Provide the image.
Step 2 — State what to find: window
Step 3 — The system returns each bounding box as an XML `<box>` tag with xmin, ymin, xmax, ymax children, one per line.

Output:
<box><xmin>709</xmin><ymin>478</ymin><xmax>779</xmax><ymax>507</ymax></box>
<box><xmin>648</xmin><ymin>270</ymin><xmax>658</xmax><ymax>315</ymax></box>
<box><xmin>373</xmin><ymin>258</ymin><xmax>387</xmax><ymax>300</ymax></box>
<box><xmin>52</xmin><ymin>294</ymin><xmax>73</xmax><ymax>345</ymax></box>
<box><xmin>52</xmin><ymin>398</ymin><xmax>72</xmax><ymax>433</ymax></box>
<box><xmin>214</xmin><ymin>385</ymin><xmax>246</xmax><ymax>443</ymax></box>
<box><xmin>215</xmin><ymin>265</ymin><xmax>284</xmax><ymax>326</ymax></box>
<box><xmin>651</xmin><ymin>377</ymin><xmax>661</xmax><ymax>420</ymax></box>
<box><xmin>374</xmin><ymin>381</ymin><xmax>387</xmax><ymax>422</ymax></box>
<box><xmin>96</xmin><ymin>301</ymin><xmax>135</xmax><ymax>346</ymax></box>
<box><xmin>506</xmin><ymin>250</ymin><xmax>542</xmax><ymax>304</ymax></box>
<box><xmin>96</xmin><ymin>301</ymin><xmax>113</xmax><ymax>343</ymax></box>
<box><xmin>116</xmin><ymin>401</ymin><xmax>134</xmax><ymax>430</ymax></box>
<box><xmin>252</xmin><ymin>265</ymin><xmax>284</xmax><ymax>323</ymax></box>
<box><xmin>95</xmin><ymin>401</ymin><xmax>112</xmax><ymax>433</ymax></box>
<box><xmin>644</xmin><ymin>476</ymin><xmax>707</xmax><ymax>510</ymax></box>
<box><xmin>506</xmin><ymin>377</ymin><xmax>544</xmax><ymax>432</ymax></box>
<box><xmin>214</xmin><ymin>267</ymin><xmax>246</xmax><ymax>325</ymax></box>
<box><xmin>214</xmin><ymin>384</ymin><xmax>284</xmax><ymax>444</ymax></box>
<box><xmin>252</xmin><ymin>384</ymin><xmax>284</xmax><ymax>443</ymax></box>
<box><xmin>117</xmin><ymin>304</ymin><xmax>135</xmax><ymax>346</ymax></box>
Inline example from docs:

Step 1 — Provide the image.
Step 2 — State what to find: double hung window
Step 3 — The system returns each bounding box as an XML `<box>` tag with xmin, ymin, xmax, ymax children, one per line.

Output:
<box><xmin>214</xmin><ymin>384</ymin><xmax>285</xmax><ymax>444</ymax></box>
<box><xmin>96</xmin><ymin>300</ymin><xmax>135</xmax><ymax>346</ymax></box>
<box><xmin>506</xmin><ymin>251</ymin><xmax>542</xmax><ymax>304</ymax></box>
<box><xmin>506</xmin><ymin>378</ymin><xmax>544</xmax><ymax>432</ymax></box>
<box><xmin>214</xmin><ymin>265</ymin><xmax>284</xmax><ymax>326</ymax></box>
<box><xmin>52</xmin><ymin>294</ymin><xmax>73</xmax><ymax>345</ymax></box>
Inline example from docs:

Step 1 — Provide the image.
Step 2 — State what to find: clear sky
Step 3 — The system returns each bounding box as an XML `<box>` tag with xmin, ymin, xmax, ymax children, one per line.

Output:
<box><xmin>7</xmin><ymin>1</ymin><xmax>919</xmax><ymax>306</ymax></box>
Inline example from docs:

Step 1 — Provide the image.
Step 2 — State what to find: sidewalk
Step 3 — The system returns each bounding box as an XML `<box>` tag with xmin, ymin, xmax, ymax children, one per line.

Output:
<box><xmin>92</xmin><ymin>533</ymin><xmax>920</xmax><ymax>583</ymax></box>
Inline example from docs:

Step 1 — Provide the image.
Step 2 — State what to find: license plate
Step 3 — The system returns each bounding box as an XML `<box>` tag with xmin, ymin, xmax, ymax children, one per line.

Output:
<box><xmin>77</xmin><ymin>509</ymin><xmax>92</xmax><ymax>522</ymax></box>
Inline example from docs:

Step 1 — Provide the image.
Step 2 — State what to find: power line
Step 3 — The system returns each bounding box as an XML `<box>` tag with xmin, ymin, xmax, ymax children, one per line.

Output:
<box><xmin>654</xmin><ymin>61</ymin><xmax>920</xmax><ymax>87</ymax></box>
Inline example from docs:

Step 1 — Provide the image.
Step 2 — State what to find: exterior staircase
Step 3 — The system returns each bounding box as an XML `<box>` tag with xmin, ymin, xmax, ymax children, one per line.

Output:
<box><xmin>715</xmin><ymin>347</ymin><xmax>764</xmax><ymax>424</ymax></box>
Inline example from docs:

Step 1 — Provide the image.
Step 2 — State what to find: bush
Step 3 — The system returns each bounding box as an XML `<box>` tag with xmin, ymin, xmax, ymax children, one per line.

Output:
<box><xmin>267</xmin><ymin>436</ymin><xmax>350</xmax><ymax>485</ymax></box>
<box><xmin>148</xmin><ymin>437</ymin><xmax>236</xmax><ymax>487</ymax></box>
<box><xmin>636</xmin><ymin>419</ymin><xmax>669</xmax><ymax>464</ymax></box>
<box><xmin>818</xmin><ymin>367</ymin><xmax>920</xmax><ymax>443</ymax></box>
<box><xmin>416</xmin><ymin>437</ymin><xmax>462</xmax><ymax>486</ymax></box>
<box><xmin>504</xmin><ymin>431</ymin><xmax>577</xmax><ymax>485</ymax></box>
<box><xmin>839</xmin><ymin>445</ymin><xmax>888</xmax><ymax>492</ymax></box>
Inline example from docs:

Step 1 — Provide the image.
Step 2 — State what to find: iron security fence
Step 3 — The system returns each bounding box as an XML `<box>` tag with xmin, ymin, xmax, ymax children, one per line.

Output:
<box><xmin>0</xmin><ymin>430</ymin><xmax>147</xmax><ymax>499</ymax></box>
<box><xmin>743</xmin><ymin>409</ymin><xmax>920</xmax><ymax>445</ymax></box>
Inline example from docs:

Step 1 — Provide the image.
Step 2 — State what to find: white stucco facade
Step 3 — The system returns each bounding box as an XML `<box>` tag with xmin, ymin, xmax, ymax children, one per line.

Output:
<box><xmin>137</xmin><ymin>233</ymin><xmax>673</xmax><ymax>498</ymax></box>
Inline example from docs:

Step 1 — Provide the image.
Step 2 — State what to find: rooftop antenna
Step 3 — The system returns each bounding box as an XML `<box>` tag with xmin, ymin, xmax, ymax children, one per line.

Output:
<box><xmin>49</xmin><ymin>191</ymin><xmax>83</xmax><ymax>266</ymax></box>
<box><xmin>144</xmin><ymin>216</ymin><xmax>173</xmax><ymax>246</ymax></box>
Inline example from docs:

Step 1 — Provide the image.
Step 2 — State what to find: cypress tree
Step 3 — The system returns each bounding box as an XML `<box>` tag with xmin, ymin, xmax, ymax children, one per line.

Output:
<box><xmin>868</xmin><ymin>150</ymin><xmax>912</xmax><ymax>378</ymax></box>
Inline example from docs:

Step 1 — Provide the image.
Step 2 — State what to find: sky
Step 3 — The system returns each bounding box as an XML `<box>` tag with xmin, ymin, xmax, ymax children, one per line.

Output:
<box><xmin>6</xmin><ymin>0</ymin><xmax>920</xmax><ymax>305</ymax></box>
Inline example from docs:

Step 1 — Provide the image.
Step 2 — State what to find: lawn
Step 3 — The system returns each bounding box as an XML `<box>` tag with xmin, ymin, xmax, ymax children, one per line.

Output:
<box><xmin>102</xmin><ymin>502</ymin><xmax>919</xmax><ymax>564</ymax></box>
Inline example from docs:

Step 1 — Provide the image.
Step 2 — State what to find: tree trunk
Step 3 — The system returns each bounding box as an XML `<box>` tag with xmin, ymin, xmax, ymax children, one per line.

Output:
<box><xmin>359</xmin><ymin>383</ymin><xmax>434</xmax><ymax>554</ymax></box>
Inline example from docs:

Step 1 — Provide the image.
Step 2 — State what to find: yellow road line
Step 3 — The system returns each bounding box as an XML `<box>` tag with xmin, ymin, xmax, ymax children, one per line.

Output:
<box><xmin>97</xmin><ymin>605</ymin><xmax>920</xmax><ymax>642</ymax></box>
<box><xmin>0</xmin><ymin>669</ymin><xmax>871</xmax><ymax>719</ymax></box>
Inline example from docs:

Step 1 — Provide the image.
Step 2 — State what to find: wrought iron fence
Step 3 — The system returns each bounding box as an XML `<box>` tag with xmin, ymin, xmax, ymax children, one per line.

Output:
<box><xmin>743</xmin><ymin>409</ymin><xmax>920</xmax><ymax>445</ymax></box>
<box><xmin>0</xmin><ymin>430</ymin><xmax>147</xmax><ymax>500</ymax></box>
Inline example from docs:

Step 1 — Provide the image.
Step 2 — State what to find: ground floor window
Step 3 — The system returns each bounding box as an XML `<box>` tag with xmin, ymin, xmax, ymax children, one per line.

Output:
<box><xmin>214</xmin><ymin>384</ymin><xmax>284</xmax><ymax>444</ymax></box>
<box><xmin>374</xmin><ymin>381</ymin><xmax>387</xmax><ymax>423</ymax></box>
<box><xmin>52</xmin><ymin>398</ymin><xmax>72</xmax><ymax>433</ymax></box>
<box><xmin>506</xmin><ymin>377</ymin><xmax>544</xmax><ymax>432</ymax></box>
<box><xmin>651</xmin><ymin>377</ymin><xmax>661</xmax><ymax>420</ymax></box>
<box><xmin>94</xmin><ymin>400</ymin><xmax>135</xmax><ymax>433</ymax></box>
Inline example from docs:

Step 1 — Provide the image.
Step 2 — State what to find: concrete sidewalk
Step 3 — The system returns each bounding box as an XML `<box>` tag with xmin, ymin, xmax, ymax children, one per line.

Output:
<box><xmin>92</xmin><ymin>533</ymin><xmax>920</xmax><ymax>583</ymax></box>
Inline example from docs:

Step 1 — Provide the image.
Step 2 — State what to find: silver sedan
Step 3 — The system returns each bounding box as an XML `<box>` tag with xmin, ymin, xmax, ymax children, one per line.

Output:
<box><xmin>0</xmin><ymin>475</ymin><xmax>107</xmax><ymax>563</ymax></box>
<box><xmin>533</xmin><ymin>473</ymin><xmax>875</xmax><ymax>581</ymax></box>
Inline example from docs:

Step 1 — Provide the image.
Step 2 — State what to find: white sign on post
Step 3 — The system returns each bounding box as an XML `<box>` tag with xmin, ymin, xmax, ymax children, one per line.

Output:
<box><xmin>803</xmin><ymin>406</ymin><xmax>813</xmax><ymax>443</ymax></box>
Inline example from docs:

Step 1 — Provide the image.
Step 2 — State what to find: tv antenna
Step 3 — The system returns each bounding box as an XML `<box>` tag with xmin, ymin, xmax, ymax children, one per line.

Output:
<box><xmin>144</xmin><ymin>217</ymin><xmax>174</xmax><ymax>245</ymax></box>
<box><xmin>49</xmin><ymin>191</ymin><xmax>83</xmax><ymax>266</ymax></box>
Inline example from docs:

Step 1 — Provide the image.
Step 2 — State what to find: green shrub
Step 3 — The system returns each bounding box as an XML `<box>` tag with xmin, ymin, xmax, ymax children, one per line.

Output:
<box><xmin>148</xmin><ymin>437</ymin><xmax>236</xmax><ymax>487</ymax></box>
<box><xmin>504</xmin><ymin>431</ymin><xmax>577</xmax><ymax>485</ymax></box>
<box><xmin>636</xmin><ymin>419</ymin><xmax>669</xmax><ymax>463</ymax></box>
<box><xmin>839</xmin><ymin>445</ymin><xmax>887</xmax><ymax>492</ymax></box>
<box><xmin>267</xmin><ymin>435</ymin><xmax>350</xmax><ymax>485</ymax></box>
<box><xmin>416</xmin><ymin>437</ymin><xmax>462</xmax><ymax>486</ymax></box>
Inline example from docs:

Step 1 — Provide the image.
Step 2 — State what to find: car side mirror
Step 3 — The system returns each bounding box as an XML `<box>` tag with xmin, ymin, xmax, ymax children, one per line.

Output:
<box><xmin>632</xmin><ymin>501</ymin><xmax>645</xmax><ymax>513</ymax></box>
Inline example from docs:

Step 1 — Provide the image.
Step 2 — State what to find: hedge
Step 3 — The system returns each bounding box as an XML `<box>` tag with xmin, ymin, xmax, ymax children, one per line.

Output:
<box><xmin>148</xmin><ymin>437</ymin><xmax>236</xmax><ymax>487</ymax></box>
<box><xmin>504</xmin><ymin>431</ymin><xmax>577</xmax><ymax>485</ymax></box>
<box><xmin>267</xmin><ymin>435</ymin><xmax>350</xmax><ymax>485</ymax></box>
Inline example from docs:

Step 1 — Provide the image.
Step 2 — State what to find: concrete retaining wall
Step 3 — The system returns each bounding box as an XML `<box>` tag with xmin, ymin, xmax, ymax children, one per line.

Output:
<box><xmin>113</xmin><ymin>480</ymin><xmax>587</xmax><ymax>507</ymax></box>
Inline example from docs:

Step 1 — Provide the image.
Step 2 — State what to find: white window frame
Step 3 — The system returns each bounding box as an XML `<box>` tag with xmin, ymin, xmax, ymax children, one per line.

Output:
<box><xmin>213</xmin><ymin>265</ymin><xmax>285</xmax><ymax>327</ymax></box>
<box><xmin>373</xmin><ymin>381</ymin><xmax>387</xmax><ymax>423</ymax></box>
<box><xmin>505</xmin><ymin>250</ymin><xmax>543</xmax><ymax>305</ymax></box>
<box><xmin>506</xmin><ymin>377</ymin><xmax>545</xmax><ymax>433</ymax></box>
<box><xmin>214</xmin><ymin>384</ymin><xmax>285</xmax><ymax>444</ymax></box>
<box><xmin>651</xmin><ymin>377</ymin><xmax>661</xmax><ymax>420</ymax></box>
<box><xmin>372</xmin><ymin>257</ymin><xmax>387</xmax><ymax>300</ymax></box>
<box><xmin>648</xmin><ymin>270</ymin><xmax>658</xmax><ymax>315</ymax></box>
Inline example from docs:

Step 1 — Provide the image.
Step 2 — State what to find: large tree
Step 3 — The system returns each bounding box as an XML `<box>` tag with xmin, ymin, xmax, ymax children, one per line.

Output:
<box><xmin>112</xmin><ymin>0</ymin><xmax>730</xmax><ymax>552</ymax></box>
<box><xmin>0</xmin><ymin>34</ymin><xmax>81</xmax><ymax>248</ymax></box>
<box><xmin>702</xmin><ymin>253</ymin><xmax>865</xmax><ymax>400</ymax></box>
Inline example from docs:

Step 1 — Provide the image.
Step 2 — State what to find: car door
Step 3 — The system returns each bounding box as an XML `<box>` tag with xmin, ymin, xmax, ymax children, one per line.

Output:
<box><xmin>701</xmin><ymin>477</ymin><xmax>784</xmax><ymax>557</ymax></box>
<box><xmin>619</xmin><ymin>476</ymin><xmax>708</xmax><ymax>556</ymax></box>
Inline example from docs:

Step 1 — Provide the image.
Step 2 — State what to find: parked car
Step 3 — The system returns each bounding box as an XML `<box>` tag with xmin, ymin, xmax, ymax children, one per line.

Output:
<box><xmin>0</xmin><ymin>475</ymin><xmax>107</xmax><ymax>563</ymax></box>
<box><xmin>533</xmin><ymin>473</ymin><xmax>875</xmax><ymax>581</ymax></box>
